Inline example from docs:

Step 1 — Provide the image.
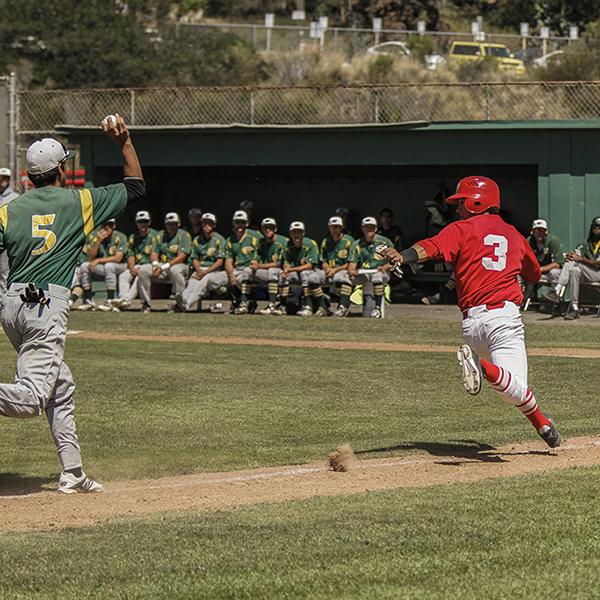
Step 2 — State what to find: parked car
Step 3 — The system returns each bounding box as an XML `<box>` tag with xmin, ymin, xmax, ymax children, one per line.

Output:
<box><xmin>366</xmin><ymin>41</ymin><xmax>411</xmax><ymax>58</ymax></box>
<box><xmin>366</xmin><ymin>41</ymin><xmax>444</xmax><ymax>70</ymax></box>
<box><xmin>448</xmin><ymin>41</ymin><xmax>525</xmax><ymax>75</ymax></box>
<box><xmin>532</xmin><ymin>50</ymin><xmax>564</xmax><ymax>68</ymax></box>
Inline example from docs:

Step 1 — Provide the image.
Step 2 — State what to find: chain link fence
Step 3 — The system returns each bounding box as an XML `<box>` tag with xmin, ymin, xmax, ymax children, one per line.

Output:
<box><xmin>16</xmin><ymin>82</ymin><xmax>600</xmax><ymax>132</ymax></box>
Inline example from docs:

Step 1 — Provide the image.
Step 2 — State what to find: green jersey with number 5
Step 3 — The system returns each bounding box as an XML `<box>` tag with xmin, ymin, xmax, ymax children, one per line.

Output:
<box><xmin>0</xmin><ymin>184</ymin><xmax>127</xmax><ymax>289</ymax></box>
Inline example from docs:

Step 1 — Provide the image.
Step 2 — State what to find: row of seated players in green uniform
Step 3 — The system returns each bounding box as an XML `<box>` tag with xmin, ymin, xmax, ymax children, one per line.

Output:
<box><xmin>74</xmin><ymin>209</ymin><xmax>395</xmax><ymax>317</ymax></box>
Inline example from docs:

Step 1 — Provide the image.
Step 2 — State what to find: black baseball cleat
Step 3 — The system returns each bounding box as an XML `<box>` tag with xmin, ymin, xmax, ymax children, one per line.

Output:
<box><xmin>538</xmin><ymin>414</ymin><xmax>562</xmax><ymax>448</ymax></box>
<box><xmin>457</xmin><ymin>344</ymin><xmax>483</xmax><ymax>396</ymax></box>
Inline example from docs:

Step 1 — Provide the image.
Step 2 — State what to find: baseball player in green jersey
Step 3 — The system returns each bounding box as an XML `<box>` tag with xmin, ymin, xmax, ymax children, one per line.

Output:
<box><xmin>308</xmin><ymin>216</ymin><xmax>354</xmax><ymax>317</ymax></box>
<box><xmin>110</xmin><ymin>210</ymin><xmax>158</xmax><ymax>310</ymax></box>
<box><xmin>279</xmin><ymin>221</ymin><xmax>319</xmax><ymax>317</ymax></box>
<box><xmin>225</xmin><ymin>209</ymin><xmax>259</xmax><ymax>314</ymax></box>
<box><xmin>137</xmin><ymin>212</ymin><xmax>191</xmax><ymax>313</ymax></box>
<box><xmin>254</xmin><ymin>217</ymin><xmax>287</xmax><ymax>315</ymax></box>
<box><xmin>558</xmin><ymin>216</ymin><xmax>600</xmax><ymax>320</ymax></box>
<box><xmin>176</xmin><ymin>212</ymin><xmax>227</xmax><ymax>311</ymax></box>
<box><xmin>523</xmin><ymin>218</ymin><xmax>563</xmax><ymax>308</ymax></box>
<box><xmin>78</xmin><ymin>218</ymin><xmax>128</xmax><ymax>311</ymax></box>
<box><xmin>0</xmin><ymin>114</ymin><xmax>144</xmax><ymax>493</ymax></box>
<box><xmin>348</xmin><ymin>217</ymin><xmax>393</xmax><ymax>318</ymax></box>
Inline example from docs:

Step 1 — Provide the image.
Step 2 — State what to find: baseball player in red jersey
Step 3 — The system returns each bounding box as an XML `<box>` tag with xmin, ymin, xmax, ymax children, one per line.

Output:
<box><xmin>381</xmin><ymin>176</ymin><xmax>562</xmax><ymax>448</ymax></box>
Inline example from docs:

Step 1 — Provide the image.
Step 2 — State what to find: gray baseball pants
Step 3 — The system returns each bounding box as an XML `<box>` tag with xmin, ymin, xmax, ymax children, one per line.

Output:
<box><xmin>253</xmin><ymin>267</ymin><xmax>282</xmax><ymax>286</ymax></box>
<box><xmin>0</xmin><ymin>283</ymin><xmax>82</xmax><ymax>471</ymax></box>
<box><xmin>353</xmin><ymin>270</ymin><xmax>390</xmax><ymax>286</ymax></box>
<box><xmin>231</xmin><ymin>267</ymin><xmax>253</xmax><ymax>284</ymax></box>
<box><xmin>118</xmin><ymin>269</ymin><xmax>140</xmax><ymax>302</ymax></box>
<box><xmin>80</xmin><ymin>261</ymin><xmax>127</xmax><ymax>291</ymax></box>
<box><xmin>544</xmin><ymin>267</ymin><xmax>561</xmax><ymax>291</ymax></box>
<box><xmin>307</xmin><ymin>269</ymin><xmax>352</xmax><ymax>287</ymax></box>
<box><xmin>279</xmin><ymin>271</ymin><xmax>313</xmax><ymax>287</ymax></box>
<box><xmin>354</xmin><ymin>270</ymin><xmax>390</xmax><ymax>315</ymax></box>
<box><xmin>182</xmin><ymin>271</ymin><xmax>228</xmax><ymax>308</ymax></box>
<box><xmin>558</xmin><ymin>261</ymin><xmax>600</xmax><ymax>303</ymax></box>
<box><xmin>137</xmin><ymin>263</ymin><xmax>189</xmax><ymax>307</ymax></box>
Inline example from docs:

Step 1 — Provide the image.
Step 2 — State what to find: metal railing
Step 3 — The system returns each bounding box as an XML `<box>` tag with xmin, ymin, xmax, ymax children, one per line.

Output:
<box><xmin>0</xmin><ymin>74</ymin><xmax>17</xmax><ymax>184</ymax></box>
<box><xmin>16</xmin><ymin>82</ymin><xmax>600</xmax><ymax>132</ymax></box>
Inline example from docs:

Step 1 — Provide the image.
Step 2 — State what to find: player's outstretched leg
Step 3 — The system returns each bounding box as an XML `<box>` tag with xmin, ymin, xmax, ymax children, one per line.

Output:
<box><xmin>475</xmin><ymin>356</ymin><xmax>562</xmax><ymax>448</ymax></box>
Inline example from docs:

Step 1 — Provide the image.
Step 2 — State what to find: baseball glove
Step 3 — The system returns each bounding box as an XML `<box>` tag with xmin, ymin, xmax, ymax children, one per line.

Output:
<box><xmin>375</xmin><ymin>243</ymin><xmax>404</xmax><ymax>279</ymax></box>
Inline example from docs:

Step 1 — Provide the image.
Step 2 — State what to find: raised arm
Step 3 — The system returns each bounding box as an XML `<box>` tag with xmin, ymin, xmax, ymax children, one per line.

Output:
<box><xmin>101</xmin><ymin>114</ymin><xmax>144</xmax><ymax>201</ymax></box>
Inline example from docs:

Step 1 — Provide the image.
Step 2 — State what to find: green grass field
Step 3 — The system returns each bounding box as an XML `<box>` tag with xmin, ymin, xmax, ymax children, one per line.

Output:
<box><xmin>0</xmin><ymin>309</ymin><xmax>598</xmax><ymax>598</ymax></box>
<box><xmin>2</xmin><ymin>466</ymin><xmax>600</xmax><ymax>600</ymax></box>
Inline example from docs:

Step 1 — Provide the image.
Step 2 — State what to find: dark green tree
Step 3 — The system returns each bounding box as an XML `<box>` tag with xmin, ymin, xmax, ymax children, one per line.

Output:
<box><xmin>0</xmin><ymin>0</ymin><xmax>157</xmax><ymax>87</ymax></box>
<box><xmin>204</xmin><ymin>0</ymin><xmax>292</xmax><ymax>18</ymax></box>
<box><xmin>0</xmin><ymin>0</ymin><xmax>266</xmax><ymax>88</ymax></box>
<box><xmin>349</xmin><ymin>0</ymin><xmax>440</xmax><ymax>30</ymax></box>
<box><xmin>450</xmin><ymin>0</ymin><xmax>600</xmax><ymax>36</ymax></box>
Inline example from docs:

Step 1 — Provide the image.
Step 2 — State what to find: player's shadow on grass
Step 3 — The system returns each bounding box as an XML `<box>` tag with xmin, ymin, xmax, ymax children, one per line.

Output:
<box><xmin>356</xmin><ymin>440</ymin><xmax>508</xmax><ymax>463</ymax></box>
<box><xmin>0</xmin><ymin>472</ymin><xmax>56</xmax><ymax>496</ymax></box>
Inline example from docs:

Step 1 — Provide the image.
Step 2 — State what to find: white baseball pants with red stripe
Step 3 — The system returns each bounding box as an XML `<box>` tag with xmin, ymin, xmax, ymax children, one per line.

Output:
<box><xmin>461</xmin><ymin>301</ymin><xmax>536</xmax><ymax>414</ymax></box>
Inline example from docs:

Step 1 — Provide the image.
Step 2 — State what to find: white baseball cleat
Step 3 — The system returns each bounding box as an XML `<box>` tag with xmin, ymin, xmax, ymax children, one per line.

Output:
<box><xmin>76</xmin><ymin>301</ymin><xmax>95</xmax><ymax>311</ymax></box>
<box><xmin>109</xmin><ymin>298</ymin><xmax>130</xmax><ymax>310</ymax></box>
<box><xmin>97</xmin><ymin>302</ymin><xmax>119</xmax><ymax>313</ymax></box>
<box><xmin>259</xmin><ymin>303</ymin><xmax>277</xmax><ymax>315</ymax></box>
<box><xmin>457</xmin><ymin>344</ymin><xmax>482</xmax><ymax>396</ymax></box>
<box><xmin>57</xmin><ymin>471</ymin><xmax>104</xmax><ymax>494</ymax></box>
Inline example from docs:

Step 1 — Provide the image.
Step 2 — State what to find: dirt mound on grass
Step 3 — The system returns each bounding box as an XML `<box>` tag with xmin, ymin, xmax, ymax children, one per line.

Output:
<box><xmin>1</xmin><ymin>436</ymin><xmax>599</xmax><ymax>534</ymax></box>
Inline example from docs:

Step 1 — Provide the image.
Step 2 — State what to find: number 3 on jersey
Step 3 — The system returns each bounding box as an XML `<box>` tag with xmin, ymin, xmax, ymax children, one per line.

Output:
<box><xmin>31</xmin><ymin>214</ymin><xmax>57</xmax><ymax>256</ymax></box>
<box><xmin>482</xmin><ymin>234</ymin><xmax>508</xmax><ymax>271</ymax></box>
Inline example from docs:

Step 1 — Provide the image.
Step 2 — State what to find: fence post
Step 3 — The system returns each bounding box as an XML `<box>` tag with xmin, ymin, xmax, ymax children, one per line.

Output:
<box><xmin>373</xmin><ymin>88</ymin><xmax>380</xmax><ymax>123</ymax></box>
<box><xmin>8</xmin><ymin>72</ymin><xmax>16</xmax><ymax>187</ymax></box>
<box><xmin>130</xmin><ymin>90</ymin><xmax>136</xmax><ymax>125</ymax></box>
<box><xmin>252</xmin><ymin>25</ymin><xmax>258</xmax><ymax>49</ymax></box>
<box><xmin>485</xmin><ymin>83</ymin><xmax>490</xmax><ymax>120</ymax></box>
<box><xmin>250</xmin><ymin>90</ymin><xmax>255</xmax><ymax>125</ymax></box>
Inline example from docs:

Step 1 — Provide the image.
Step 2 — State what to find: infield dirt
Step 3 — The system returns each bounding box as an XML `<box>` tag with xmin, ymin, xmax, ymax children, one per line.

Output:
<box><xmin>2</xmin><ymin>436</ymin><xmax>599</xmax><ymax>534</ymax></box>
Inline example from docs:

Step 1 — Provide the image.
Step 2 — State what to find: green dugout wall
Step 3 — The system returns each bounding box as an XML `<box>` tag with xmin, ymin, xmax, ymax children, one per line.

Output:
<box><xmin>59</xmin><ymin>120</ymin><xmax>600</xmax><ymax>249</ymax></box>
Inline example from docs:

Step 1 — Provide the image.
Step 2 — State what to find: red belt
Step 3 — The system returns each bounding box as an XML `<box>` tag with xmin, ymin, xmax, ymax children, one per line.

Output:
<box><xmin>462</xmin><ymin>302</ymin><xmax>506</xmax><ymax>319</ymax></box>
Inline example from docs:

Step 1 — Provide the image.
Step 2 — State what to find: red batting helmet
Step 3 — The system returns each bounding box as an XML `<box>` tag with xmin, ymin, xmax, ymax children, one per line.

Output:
<box><xmin>446</xmin><ymin>176</ymin><xmax>500</xmax><ymax>214</ymax></box>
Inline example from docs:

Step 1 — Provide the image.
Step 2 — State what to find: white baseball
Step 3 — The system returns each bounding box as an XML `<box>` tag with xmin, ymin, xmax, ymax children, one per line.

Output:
<box><xmin>102</xmin><ymin>114</ymin><xmax>117</xmax><ymax>128</ymax></box>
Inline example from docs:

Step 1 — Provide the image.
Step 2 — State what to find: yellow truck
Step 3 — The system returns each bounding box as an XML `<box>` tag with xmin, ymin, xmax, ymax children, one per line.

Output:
<box><xmin>449</xmin><ymin>41</ymin><xmax>526</xmax><ymax>75</ymax></box>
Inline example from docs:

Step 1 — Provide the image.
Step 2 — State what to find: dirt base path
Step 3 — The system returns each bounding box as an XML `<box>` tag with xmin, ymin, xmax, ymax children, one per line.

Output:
<box><xmin>68</xmin><ymin>330</ymin><xmax>600</xmax><ymax>359</ymax></box>
<box><xmin>2</xmin><ymin>436</ymin><xmax>599</xmax><ymax>534</ymax></box>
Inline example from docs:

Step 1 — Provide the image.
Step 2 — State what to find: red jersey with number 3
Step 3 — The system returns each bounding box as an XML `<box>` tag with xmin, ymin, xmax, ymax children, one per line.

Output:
<box><xmin>417</xmin><ymin>214</ymin><xmax>541</xmax><ymax>312</ymax></box>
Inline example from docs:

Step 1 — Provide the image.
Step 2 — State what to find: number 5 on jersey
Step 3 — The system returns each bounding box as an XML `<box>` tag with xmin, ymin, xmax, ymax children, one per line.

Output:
<box><xmin>482</xmin><ymin>234</ymin><xmax>508</xmax><ymax>271</ymax></box>
<box><xmin>31</xmin><ymin>214</ymin><xmax>57</xmax><ymax>256</ymax></box>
